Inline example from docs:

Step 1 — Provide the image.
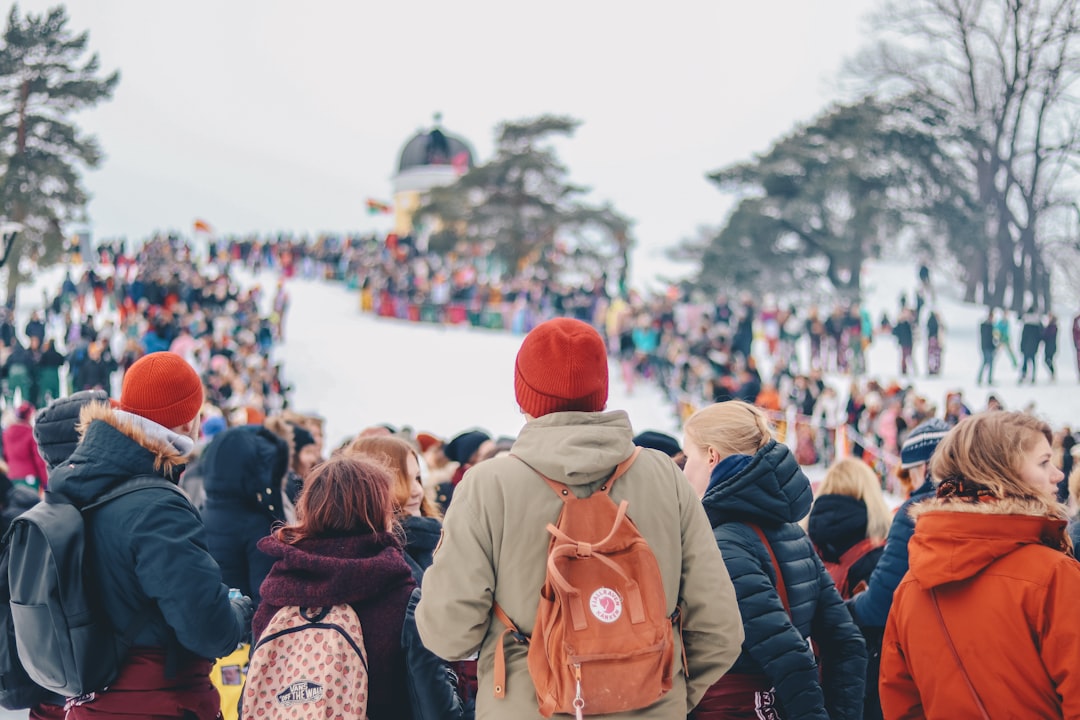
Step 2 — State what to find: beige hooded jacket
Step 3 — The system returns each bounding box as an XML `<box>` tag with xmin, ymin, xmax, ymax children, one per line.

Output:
<box><xmin>416</xmin><ymin>410</ymin><xmax>743</xmax><ymax>719</ymax></box>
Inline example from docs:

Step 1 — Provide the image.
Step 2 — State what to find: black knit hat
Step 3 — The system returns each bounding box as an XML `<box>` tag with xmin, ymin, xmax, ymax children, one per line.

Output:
<box><xmin>289</xmin><ymin>423</ymin><xmax>316</xmax><ymax>456</ymax></box>
<box><xmin>444</xmin><ymin>430</ymin><xmax>490</xmax><ymax>465</ymax></box>
<box><xmin>634</xmin><ymin>430</ymin><xmax>682</xmax><ymax>458</ymax></box>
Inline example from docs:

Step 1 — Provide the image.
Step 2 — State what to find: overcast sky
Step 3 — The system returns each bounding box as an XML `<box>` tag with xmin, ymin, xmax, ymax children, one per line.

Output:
<box><xmin>17</xmin><ymin>0</ymin><xmax>873</xmax><ymax>288</ymax></box>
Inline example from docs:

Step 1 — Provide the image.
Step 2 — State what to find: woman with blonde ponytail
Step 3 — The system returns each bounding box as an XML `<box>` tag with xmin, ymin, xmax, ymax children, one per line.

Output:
<box><xmin>683</xmin><ymin>401</ymin><xmax>866</xmax><ymax>719</ymax></box>
<box><xmin>881</xmin><ymin>411</ymin><xmax>1080</xmax><ymax>718</ymax></box>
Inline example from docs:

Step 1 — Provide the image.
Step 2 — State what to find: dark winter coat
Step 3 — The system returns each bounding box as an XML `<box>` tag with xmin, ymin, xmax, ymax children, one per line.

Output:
<box><xmin>702</xmin><ymin>440</ymin><xmax>866</xmax><ymax>720</ymax></box>
<box><xmin>979</xmin><ymin>320</ymin><xmax>996</xmax><ymax>353</ymax></box>
<box><xmin>201</xmin><ymin>425</ymin><xmax>290</xmax><ymax>608</ymax></box>
<box><xmin>1043</xmin><ymin>319</ymin><xmax>1058</xmax><ymax>359</ymax></box>
<box><xmin>891</xmin><ymin>320</ymin><xmax>913</xmax><ymax>349</ymax></box>
<box><xmin>1020</xmin><ymin>313</ymin><xmax>1043</xmax><ymax>356</ymax></box>
<box><xmin>253</xmin><ymin>532</ymin><xmax>417</xmax><ymax>720</ymax></box>
<box><xmin>46</xmin><ymin>404</ymin><xmax>247</xmax><ymax>661</ymax></box>
<box><xmin>400</xmin><ymin>514</ymin><xmax>442</xmax><ymax>584</ymax></box>
<box><xmin>848</xmin><ymin>479</ymin><xmax>935</xmax><ymax>627</ymax></box>
<box><xmin>807</xmin><ymin>494</ymin><xmax>883</xmax><ymax>595</ymax></box>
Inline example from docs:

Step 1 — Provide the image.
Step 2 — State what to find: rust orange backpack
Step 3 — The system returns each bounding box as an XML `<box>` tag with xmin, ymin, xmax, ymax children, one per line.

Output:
<box><xmin>494</xmin><ymin>448</ymin><xmax>680</xmax><ymax>718</ymax></box>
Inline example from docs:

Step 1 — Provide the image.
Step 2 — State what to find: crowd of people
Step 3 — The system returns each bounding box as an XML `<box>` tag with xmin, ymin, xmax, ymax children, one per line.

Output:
<box><xmin>2</xmin><ymin>234</ymin><xmax>1080</xmax><ymax>720</ymax></box>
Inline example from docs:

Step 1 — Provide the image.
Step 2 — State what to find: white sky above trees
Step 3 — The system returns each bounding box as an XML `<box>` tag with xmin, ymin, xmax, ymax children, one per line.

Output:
<box><xmin>17</xmin><ymin>0</ymin><xmax>871</xmax><ymax>288</ymax></box>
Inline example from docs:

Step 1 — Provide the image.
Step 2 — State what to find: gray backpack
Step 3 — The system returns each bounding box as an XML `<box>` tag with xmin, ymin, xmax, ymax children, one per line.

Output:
<box><xmin>5</xmin><ymin>476</ymin><xmax>183</xmax><ymax>697</ymax></box>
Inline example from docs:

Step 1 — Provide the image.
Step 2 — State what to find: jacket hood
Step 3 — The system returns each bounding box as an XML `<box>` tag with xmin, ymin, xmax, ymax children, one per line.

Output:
<box><xmin>201</xmin><ymin>424</ymin><xmax>289</xmax><ymax>502</ymax></box>
<box><xmin>46</xmin><ymin>403</ymin><xmax>194</xmax><ymax>507</ymax></box>
<box><xmin>908</xmin><ymin>497</ymin><xmax>1070</xmax><ymax>589</ymax></box>
<box><xmin>807</xmin><ymin>494</ymin><xmax>869</xmax><ymax>563</ymax></box>
<box><xmin>509</xmin><ymin>410</ymin><xmax>636</xmax><ymax>487</ymax></box>
<box><xmin>701</xmin><ymin>440</ymin><xmax>813</xmax><ymax>526</ymax></box>
<box><xmin>256</xmin><ymin>532</ymin><xmax>414</xmax><ymax>607</ymax></box>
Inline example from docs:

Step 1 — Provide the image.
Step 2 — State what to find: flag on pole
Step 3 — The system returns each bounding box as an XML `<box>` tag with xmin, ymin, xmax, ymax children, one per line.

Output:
<box><xmin>194</xmin><ymin>219</ymin><xmax>212</xmax><ymax>233</ymax></box>
<box><xmin>366</xmin><ymin>198</ymin><xmax>393</xmax><ymax>215</ymax></box>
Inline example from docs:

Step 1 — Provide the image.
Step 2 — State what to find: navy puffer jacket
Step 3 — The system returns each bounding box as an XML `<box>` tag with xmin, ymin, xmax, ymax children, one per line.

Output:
<box><xmin>702</xmin><ymin>440</ymin><xmax>866</xmax><ymax>720</ymax></box>
<box><xmin>847</xmin><ymin>479</ymin><xmax>935</xmax><ymax>627</ymax></box>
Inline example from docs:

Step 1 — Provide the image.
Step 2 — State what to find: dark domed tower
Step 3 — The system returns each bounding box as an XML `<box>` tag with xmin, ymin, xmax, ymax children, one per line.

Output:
<box><xmin>392</xmin><ymin>113</ymin><xmax>475</xmax><ymax>235</ymax></box>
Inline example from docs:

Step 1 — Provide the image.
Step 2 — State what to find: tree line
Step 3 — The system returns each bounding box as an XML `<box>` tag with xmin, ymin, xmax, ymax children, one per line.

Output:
<box><xmin>1</xmin><ymin>2</ymin><xmax>1078</xmax><ymax>314</ymax></box>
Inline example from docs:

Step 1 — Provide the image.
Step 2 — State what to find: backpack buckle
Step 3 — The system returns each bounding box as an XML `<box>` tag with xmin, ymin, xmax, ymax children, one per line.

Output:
<box><xmin>509</xmin><ymin>630</ymin><xmax>529</xmax><ymax>645</ymax></box>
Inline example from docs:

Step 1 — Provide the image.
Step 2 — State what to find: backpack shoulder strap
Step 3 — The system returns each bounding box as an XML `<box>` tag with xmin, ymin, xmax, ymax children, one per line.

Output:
<box><xmin>747</xmin><ymin>523</ymin><xmax>790</xmax><ymax>617</ymax></box>
<box><xmin>83</xmin><ymin>476</ymin><xmax>186</xmax><ymax>512</ymax></box>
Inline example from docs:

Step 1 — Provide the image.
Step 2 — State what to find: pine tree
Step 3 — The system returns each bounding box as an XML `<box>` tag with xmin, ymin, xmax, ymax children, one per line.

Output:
<box><xmin>0</xmin><ymin>4</ymin><xmax>118</xmax><ymax>305</ymax></box>
<box><xmin>415</xmin><ymin>115</ymin><xmax>635</xmax><ymax>291</ymax></box>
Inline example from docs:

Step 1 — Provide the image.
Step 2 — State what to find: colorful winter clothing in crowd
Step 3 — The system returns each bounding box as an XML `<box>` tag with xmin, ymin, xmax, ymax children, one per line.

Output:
<box><xmin>417</xmin><ymin>410</ymin><xmax>745</xmax><ymax>719</ymax></box>
<box><xmin>2</xmin><ymin>406</ymin><xmax>48</xmax><ymax>489</ymax></box>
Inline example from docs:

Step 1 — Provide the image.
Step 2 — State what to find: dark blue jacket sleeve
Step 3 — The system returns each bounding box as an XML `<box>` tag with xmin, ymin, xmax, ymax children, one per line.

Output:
<box><xmin>848</xmin><ymin>499</ymin><xmax>916</xmax><ymax>627</ymax></box>
<box><xmin>809</xmin><ymin>552</ymin><xmax>867</xmax><ymax>720</ymax></box>
<box><xmin>402</xmin><ymin>588</ymin><xmax>469</xmax><ymax>720</ymax></box>
<box><xmin>720</xmin><ymin>531</ymin><xmax>828</xmax><ymax>720</ymax></box>
<box><xmin>129</xmin><ymin>492</ymin><xmax>246</xmax><ymax>659</ymax></box>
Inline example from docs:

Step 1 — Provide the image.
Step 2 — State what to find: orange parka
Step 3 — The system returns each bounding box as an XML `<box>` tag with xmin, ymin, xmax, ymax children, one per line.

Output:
<box><xmin>880</xmin><ymin>497</ymin><xmax>1080</xmax><ymax>719</ymax></box>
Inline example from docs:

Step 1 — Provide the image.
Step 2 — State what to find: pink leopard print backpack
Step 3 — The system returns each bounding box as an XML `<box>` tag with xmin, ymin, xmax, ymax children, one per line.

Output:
<box><xmin>242</xmin><ymin>605</ymin><xmax>369</xmax><ymax>720</ymax></box>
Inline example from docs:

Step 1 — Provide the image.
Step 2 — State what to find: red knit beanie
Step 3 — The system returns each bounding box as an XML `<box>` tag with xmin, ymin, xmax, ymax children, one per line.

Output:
<box><xmin>514</xmin><ymin>318</ymin><xmax>608</xmax><ymax>418</ymax></box>
<box><xmin>120</xmin><ymin>352</ymin><xmax>204</xmax><ymax>429</ymax></box>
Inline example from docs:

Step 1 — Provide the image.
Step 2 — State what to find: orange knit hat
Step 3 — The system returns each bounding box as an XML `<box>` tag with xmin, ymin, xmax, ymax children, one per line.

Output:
<box><xmin>514</xmin><ymin>318</ymin><xmax>608</xmax><ymax>418</ymax></box>
<box><xmin>120</xmin><ymin>352</ymin><xmax>204</xmax><ymax>429</ymax></box>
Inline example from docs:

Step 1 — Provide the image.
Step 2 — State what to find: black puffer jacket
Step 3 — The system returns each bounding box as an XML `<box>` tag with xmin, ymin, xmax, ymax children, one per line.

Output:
<box><xmin>201</xmin><ymin>425</ymin><xmax>289</xmax><ymax>608</ymax></box>
<box><xmin>807</xmin><ymin>494</ymin><xmax>883</xmax><ymax>595</ymax></box>
<box><xmin>702</xmin><ymin>440</ymin><xmax>867</xmax><ymax>720</ymax></box>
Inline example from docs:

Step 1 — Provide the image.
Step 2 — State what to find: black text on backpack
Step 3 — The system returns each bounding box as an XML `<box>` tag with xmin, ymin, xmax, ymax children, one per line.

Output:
<box><xmin>5</xmin><ymin>477</ymin><xmax>183</xmax><ymax>698</ymax></box>
<box><xmin>242</xmin><ymin>605</ymin><xmax>369</xmax><ymax>720</ymax></box>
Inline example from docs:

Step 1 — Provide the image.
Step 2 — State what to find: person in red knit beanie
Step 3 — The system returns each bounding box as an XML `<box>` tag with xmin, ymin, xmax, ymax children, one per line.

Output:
<box><xmin>40</xmin><ymin>351</ymin><xmax>253</xmax><ymax>719</ymax></box>
<box><xmin>417</xmin><ymin>317</ymin><xmax>743</xmax><ymax>719</ymax></box>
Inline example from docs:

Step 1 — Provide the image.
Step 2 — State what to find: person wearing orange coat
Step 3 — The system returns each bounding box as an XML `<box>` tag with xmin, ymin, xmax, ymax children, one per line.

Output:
<box><xmin>880</xmin><ymin>411</ymin><xmax>1080</xmax><ymax>719</ymax></box>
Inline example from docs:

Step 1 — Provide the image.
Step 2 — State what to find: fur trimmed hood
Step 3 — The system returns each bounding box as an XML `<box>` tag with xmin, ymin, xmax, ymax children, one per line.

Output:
<box><xmin>47</xmin><ymin>403</ymin><xmax>195</xmax><ymax>508</ymax></box>
<box><xmin>907</xmin><ymin>496</ymin><xmax>1070</xmax><ymax>589</ymax></box>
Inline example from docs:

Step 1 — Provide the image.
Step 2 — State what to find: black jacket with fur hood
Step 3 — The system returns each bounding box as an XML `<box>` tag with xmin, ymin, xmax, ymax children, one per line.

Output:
<box><xmin>46</xmin><ymin>403</ymin><xmax>247</xmax><ymax>660</ymax></box>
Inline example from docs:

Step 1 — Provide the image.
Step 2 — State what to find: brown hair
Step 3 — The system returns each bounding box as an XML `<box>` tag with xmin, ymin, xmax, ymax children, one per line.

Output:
<box><xmin>345</xmin><ymin>435</ymin><xmax>441</xmax><ymax>519</ymax></box>
<box><xmin>818</xmin><ymin>458</ymin><xmax>892</xmax><ymax>541</ymax></box>
<box><xmin>683</xmin><ymin>400</ymin><xmax>772</xmax><ymax>461</ymax></box>
<box><xmin>274</xmin><ymin>455</ymin><xmax>395</xmax><ymax>544</ymax></box>
<box><xmin>930</xmin><ymin>411</ymin><xmax>1055</xmax><ymax>502</ymax></box>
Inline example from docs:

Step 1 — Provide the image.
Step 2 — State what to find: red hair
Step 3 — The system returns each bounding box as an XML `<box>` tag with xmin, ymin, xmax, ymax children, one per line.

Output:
<box><xmin>275</xmin><ymin>455</ymin><xmax>394</xmax><ymax>544</ymax></box>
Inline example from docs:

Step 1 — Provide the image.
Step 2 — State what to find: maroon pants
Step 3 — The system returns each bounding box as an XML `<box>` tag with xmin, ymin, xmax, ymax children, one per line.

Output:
<box><xmin>692</xmin><ymin>673</ymin><xmax>784</xmax><ymax>720</ymax></box>
<box><xmin>65</xmin><ymin>647</ymin><xmax>221</xmax><ymax>720</ymax></box>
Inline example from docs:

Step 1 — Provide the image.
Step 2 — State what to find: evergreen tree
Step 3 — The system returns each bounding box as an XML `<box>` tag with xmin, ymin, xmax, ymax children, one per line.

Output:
<box><xmin>0</xmin><ymin>4</ymin><xmax>118</xmax><ymax>304</ymax></box>
<box><xmin>414</xmin><ymin>115</ymin><xmax>634</xmax><ymax>291</ymax></box>
<box><xmin>689</xmin><ymin>97</ymin><xmax>956</xmax><ymax>299</ymax></box>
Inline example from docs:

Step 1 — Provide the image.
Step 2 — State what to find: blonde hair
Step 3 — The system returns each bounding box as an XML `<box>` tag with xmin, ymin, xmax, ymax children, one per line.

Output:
<box><xmin>930</xmin><ymin>411</ymin><xmax>1055</xmax><ymax>503</ymax></box>
<box><xmin>345</xmin><ymin>435</ymin><xmax>441</xmax><ymax>520</ymax></box>
<box><xmin>683</xmin><ymin>400</ymin><xmax>772</xmax><ymax>461</ymax></box>
<box><xmin>818</xmin><ymin>458</ymin><xmax>892</xmax><ymax>541</ymax></box>
<box><xmin>1067</xmin><ymin>465</ymin><xmax>1080</xmax><ymax>507</ymax></box>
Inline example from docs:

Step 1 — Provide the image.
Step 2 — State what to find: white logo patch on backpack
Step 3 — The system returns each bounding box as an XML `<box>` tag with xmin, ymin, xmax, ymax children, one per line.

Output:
<box><xmin>242</xmin><ymin>605</ymin><xmax>368</xmax><ymax>720</ymax></box>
